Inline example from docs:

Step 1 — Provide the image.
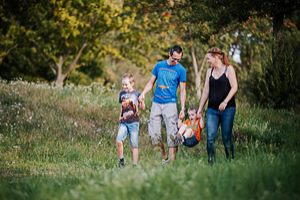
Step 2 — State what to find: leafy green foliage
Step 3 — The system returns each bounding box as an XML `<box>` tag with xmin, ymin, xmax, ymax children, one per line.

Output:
<box><xmin>0</xmin><ymin>0</ymin><xmax>299</xmax><ymax>111</ymax></box>
<box><xmin>246</xmin><ymin>30</ymin><xmax>300</xmax><ymax>110</ymax></box>
<box><xmin>0</xmin><ymin>0</ymin><xmax>124</xmax><ymax>85</ymax></box>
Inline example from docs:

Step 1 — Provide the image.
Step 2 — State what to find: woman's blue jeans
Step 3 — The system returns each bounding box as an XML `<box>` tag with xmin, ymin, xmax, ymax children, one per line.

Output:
<box><xmin>206</xmin><ymin>107</ymin><xmax>236</xmax><ymax>163</ymax></box>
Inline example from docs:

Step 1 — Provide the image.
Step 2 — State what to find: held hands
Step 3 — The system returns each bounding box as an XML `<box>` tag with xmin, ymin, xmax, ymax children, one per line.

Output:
<box><xmin>138</xmin><ymin>93</ymin><xmax>145</xmax><ymax>110</ymax></box>
<box><xmin>138</xmin><ymin>93</ymin><xmax>145</xmax><ymax>103</ymax></box>
<box><xmin>197</xmin><ymin>109</ymin><xmax>202</xmax><ymax>119</ymax></box>
<box><xmin>179</xmin><ymin>109</ymin><xmax>185</xmax><ymax>120</ymax></box>
<box><xmin>218</xmin><ymin>101</ymin><xmax>227</xmax><ymax>111</ymax></box>
<box><xmin>196</xmin><ymin>109</ymin><xmax>205</xmax><ymax>129</ymax></box>
<box><xmin>138</xmin><ymin>99</ymin><xmax>145</xmax><ymax>110</ymax></box>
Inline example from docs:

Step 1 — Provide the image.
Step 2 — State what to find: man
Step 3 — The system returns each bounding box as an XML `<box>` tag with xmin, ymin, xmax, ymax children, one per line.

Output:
<box><xmin>139</xmin><ymin>45</ymin><xmax>186</xmax><ymax>164</ymax></box>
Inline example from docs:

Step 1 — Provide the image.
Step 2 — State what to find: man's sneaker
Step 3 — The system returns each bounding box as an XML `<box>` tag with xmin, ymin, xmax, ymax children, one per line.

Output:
<box><xmin>162</xmin><ymin>157</ymin><xmax>170</xmax><ymax>166</ymax></box>
<box><xmin>119</xmin><ymin>158</ymin><xmax>125</xmax><ymax>168</ymax></box>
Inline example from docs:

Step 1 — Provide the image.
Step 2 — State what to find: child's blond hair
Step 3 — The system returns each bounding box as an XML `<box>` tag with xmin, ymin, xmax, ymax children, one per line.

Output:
<box><xmin>188</xmin><ymin>105</ymin><xmax>198</xmax><ymax>113</ymax></box>
<box><xmin>122</xmin><ymin>73</ymin><xmax>135</xmax><ymax>86</ymax></box>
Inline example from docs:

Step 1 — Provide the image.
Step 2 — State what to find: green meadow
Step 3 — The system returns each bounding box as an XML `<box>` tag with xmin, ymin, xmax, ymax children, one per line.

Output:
<box><xmin>0</xmin><ymin>80</ymin><xmax>299</xmax><ymax>200</ymax></box>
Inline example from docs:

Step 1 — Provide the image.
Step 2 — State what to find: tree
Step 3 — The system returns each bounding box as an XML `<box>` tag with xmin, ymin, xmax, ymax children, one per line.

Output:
<box><xmin>183</xmin><ymin>0</ymin><xmax>300</xmax><ymax>109</ymax></box>
<box><xmin>30</xmin><ymin>0</ymin><xmax>125</xmax><ymax>87</ymax></box>
<box><xmin>0</xmin><ymin>0</ymin><xmax>124</xmax><ymax>87</ymax></box>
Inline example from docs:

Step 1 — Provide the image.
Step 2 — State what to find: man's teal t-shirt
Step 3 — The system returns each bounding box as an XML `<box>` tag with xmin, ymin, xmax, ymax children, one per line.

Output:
<box><xmin>152</xmin><ymin>60</ymin><xmax>186</xmax><ymax>104</ymax></box>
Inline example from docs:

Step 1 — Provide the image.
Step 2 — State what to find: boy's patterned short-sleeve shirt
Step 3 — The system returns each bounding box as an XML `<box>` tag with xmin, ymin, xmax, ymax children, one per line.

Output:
<box><xmin>119</xmin><ymin>90</ymin><xmax>140</xmax><ymax>123</ymax></box>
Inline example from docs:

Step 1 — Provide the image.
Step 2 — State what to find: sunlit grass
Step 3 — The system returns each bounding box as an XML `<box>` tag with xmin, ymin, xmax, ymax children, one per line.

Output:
<box><xmin>0</xmin><ymin>80</ymin><xmax>299</xmax><ymax>200</ymax></box>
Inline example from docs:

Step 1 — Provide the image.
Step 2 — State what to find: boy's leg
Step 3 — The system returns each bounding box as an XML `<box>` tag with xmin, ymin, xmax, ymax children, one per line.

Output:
<box><xmin>117</xmin><ymin>141</ymin><xmax>124</xmax><ymax>159</ymax></box>
<box><xmin>183</xmin><ymin>128</ymin><xmax>194</xmax><ymax>139</ymax></box>
<box><xmin>116</xmin><ymin>124</ymin><xmax>128</xmax><ymax>158</ymax></box>
<box><xmin>131</xmin><ymin>148</ymin><xmax>138</xmax><ymax>166</ymax></box>
<box><xmin>178</xmin><ymin>124</ymin><xmax>187</xmax><ymax>135</ymax></box>
<box><xmin>128</xmin><ymin>122</ymin><xmax>139</xmax><ymax>165</ymax></box>
<box><xmin>116</xmin><ymin>124</ymin><xmax>128</xmax><ymax>167</ymax></box>
<box><xmin>170</xmin><ymin>124</ymin><xmax>186</xmax><ymax>143</ymax></box>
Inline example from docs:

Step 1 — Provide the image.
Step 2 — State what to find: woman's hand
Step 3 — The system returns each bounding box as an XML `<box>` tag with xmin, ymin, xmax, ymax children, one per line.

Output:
<box><xmin>197</xmin><ymin>109</ymin><xmax>202</xmax><ymax>119</ymax></box>
<box><xmin>218</xmin><ymin>101</ymin><xmax>227</xmax><ymax>111</ymax></box>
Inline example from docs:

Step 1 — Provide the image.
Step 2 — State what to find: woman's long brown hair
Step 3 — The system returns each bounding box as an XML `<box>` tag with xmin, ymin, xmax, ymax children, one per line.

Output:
<box><xmin>207</xmin><ymin>47</ymin><xmax>230</xmax><ymax>66</ymax></box>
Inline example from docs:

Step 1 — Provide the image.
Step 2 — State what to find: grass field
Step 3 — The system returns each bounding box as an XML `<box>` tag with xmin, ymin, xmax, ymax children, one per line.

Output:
<box><xmin>0</xmin><ymin>80</ymin><xmax>299</xmax><ymax>200</ymax></box>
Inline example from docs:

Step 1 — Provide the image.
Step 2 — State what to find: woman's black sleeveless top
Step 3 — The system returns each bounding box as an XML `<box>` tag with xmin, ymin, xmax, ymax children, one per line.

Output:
<box><xmin>208</xmin><ymin>67</ymin><xmax>236</xmax><ymax>110</ymax></box>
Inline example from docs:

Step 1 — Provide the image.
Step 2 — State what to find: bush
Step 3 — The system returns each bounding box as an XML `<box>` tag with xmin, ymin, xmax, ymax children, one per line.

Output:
<box><xmin>246</xmin><ymin>31</ymin><xmax>300</xmax><ymax>111</ymax></box>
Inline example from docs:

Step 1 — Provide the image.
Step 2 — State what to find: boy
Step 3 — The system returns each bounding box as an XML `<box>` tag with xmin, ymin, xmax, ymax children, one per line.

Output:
<box><xmin>116</xmin><ymin>73</ymin><xmax>145</xmax><ymax>167</ymax></box>
<box><xmin>172</xmin><ymin>106</ymin><xmax>205</xmax><ymax>147</ymax></box>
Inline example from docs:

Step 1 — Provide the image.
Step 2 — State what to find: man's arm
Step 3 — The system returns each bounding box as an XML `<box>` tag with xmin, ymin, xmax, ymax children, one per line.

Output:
<box><xmin>179</xmin><ymin>82</ymin><xmax>186</xmax><ymax>119</ymax></box>
<box><xmin>138</xmin><ymin>75</ymin><xmax>156</xmax><ymax>102</ymax></box>
<box><xmin>138</xmin><ymin>99</ymin><xmax>145</xmax><ymax>110</ymax></box>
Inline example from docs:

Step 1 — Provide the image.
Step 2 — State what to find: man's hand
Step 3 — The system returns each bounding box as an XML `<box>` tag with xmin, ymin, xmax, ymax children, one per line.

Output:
<box><xmin>138</xmin><ymin>93</ymin><xmax>145</xmax><ymax>103</ymax></box>
<box><xmin>179</xmin><ymin>109</ymin><xmax>185</xmax><ymax>120</ymax></box>
<box><xmin>138</xmin><ymin>99</ymin><xmax>145</xmax><ymax>110</ymax></box>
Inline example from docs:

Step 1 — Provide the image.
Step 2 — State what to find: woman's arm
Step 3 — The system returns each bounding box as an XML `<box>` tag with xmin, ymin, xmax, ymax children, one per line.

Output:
<box><xmin>138</xmin><ymin>75</ymin><xmax>156</xmax><ymax>103</ymax></box>
<box><xmin>219</xmin><ymin>66</ymin><xmax>238</xmax><ymax>111</ymax></box>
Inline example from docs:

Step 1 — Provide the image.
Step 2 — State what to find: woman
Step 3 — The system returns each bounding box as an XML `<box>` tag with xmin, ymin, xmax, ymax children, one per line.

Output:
<box><xmin>197</xmin><ymin>47</ymin><xmax>238</xmax><ymax>165</ymax></box>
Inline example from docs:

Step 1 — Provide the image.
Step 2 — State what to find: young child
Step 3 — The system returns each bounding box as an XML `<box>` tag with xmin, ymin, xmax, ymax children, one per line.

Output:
<box><xmin>116</xmin><ymin>73</ymin><xmax>145</xmax><ymax>168</ymax></box>
<box><xmin>172</xmin><ymin>106</ymin><xmax>205</xmax><ymax>148</ymax></box>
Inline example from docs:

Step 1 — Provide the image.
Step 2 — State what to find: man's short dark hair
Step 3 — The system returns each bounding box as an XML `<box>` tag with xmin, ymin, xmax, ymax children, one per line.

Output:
<box><xmin>169</xmin><ymin>45</ymin><xmax>183</xmax><ymax>56</ymax></box>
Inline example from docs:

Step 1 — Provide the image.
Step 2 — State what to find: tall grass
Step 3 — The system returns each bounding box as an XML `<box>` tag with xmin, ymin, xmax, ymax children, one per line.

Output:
<box><xmin>0</xmin><ymin>80</ymin><xmax>299</xmax><ymax>200</ymax></box>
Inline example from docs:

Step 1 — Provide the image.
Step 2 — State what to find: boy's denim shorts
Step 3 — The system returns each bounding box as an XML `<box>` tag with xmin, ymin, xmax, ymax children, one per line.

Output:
<box><xmin>183</xmin><ymin>135</ymin><xmax>199</xmax><ymax>148</ymax></box>
<box><xmin>116</xmin><ymin>122</ymin><xmax>139</xmax><ymax>148</ymax></box>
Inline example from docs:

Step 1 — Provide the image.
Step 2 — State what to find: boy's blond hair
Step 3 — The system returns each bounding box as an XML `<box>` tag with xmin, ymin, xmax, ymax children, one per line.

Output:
<box><xmin>122</xmin><ymin>73</ymin><xmax>135</xmax><ymax>86</ymax></box>
<box><xmin>188</xmin><ymin>105</ymin><xmax>198</xmax><ymax>113</ymax></box>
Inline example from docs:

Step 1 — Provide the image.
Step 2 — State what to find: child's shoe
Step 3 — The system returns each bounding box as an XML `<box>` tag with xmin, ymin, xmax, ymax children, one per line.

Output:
<box><xmin>175</xmin><ymin>133</ymin><xmax>183</xmax><ymax>144</ymax></box>
<box><xmin>119</xmin><ymin>158</ymin><xmax>125</xmax><ymax>168</ymax></box>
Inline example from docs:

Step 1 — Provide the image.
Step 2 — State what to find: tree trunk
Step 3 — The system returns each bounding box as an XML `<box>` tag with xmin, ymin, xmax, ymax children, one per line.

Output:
<box><xmin>190</xmin><ymin>46</ymin><xmax>201</xmax><ymax>99</ymax></box>
<box><xmin>55</xmin><ymin>73</ymin><xmax>66</xmax><ymax>88</ymax></box>
<box><xmin>54</xmin><ymin>55</ymin><xmax>66</xmax><ymax>88</ymax></box>
<box><xmin>191</xmin><ymin>45</ymin><xmax>207</xmax><ymax>100</ymax></box>
<box><xmin>54</xmin><ymin>42</ymin><xmax>87</xmax><ymax>87</ymax></box>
